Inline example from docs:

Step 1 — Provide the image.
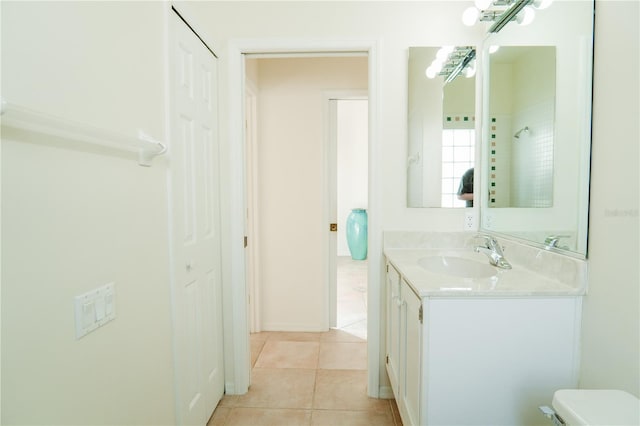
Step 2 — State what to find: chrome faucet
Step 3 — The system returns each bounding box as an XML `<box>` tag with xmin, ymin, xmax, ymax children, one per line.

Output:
<box><xmin>474</xmin><ymin>235</ymin><xmax>512</xmax><ymax>269</ymax></box>
<box><xmin>544</xmin><ymin>235</ymin><xmax>570</xmax><ymax>249</ymax></box>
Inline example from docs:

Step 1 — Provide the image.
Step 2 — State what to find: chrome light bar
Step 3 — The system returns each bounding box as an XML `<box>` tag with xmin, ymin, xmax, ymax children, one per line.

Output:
<box><xmin>444</xmin><ymin>48</ymin><xmax>476</xmax><ymax>83</ymax></box>
<box><xmin>487</xmin><ymin>0</ymin><xmax>534</xmax><ymax>32</ymax></box>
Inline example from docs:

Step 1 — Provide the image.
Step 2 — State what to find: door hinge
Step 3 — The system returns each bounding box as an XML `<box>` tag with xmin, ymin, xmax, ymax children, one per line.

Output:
<box><xmin>329</xmin><ymin>223</ymin><xmax>338</xmax><ymax>232</ymax></box>
<box><xmin>244</xmin><ymin>236</ymin><xmax>248</xmax><ymax>248</ymax></box>
<box><xmin>419</xmin><ymin>305</ymin><xmax>423</xmax><ymax>324</ymax></box>
<box><xmin>386</xmin><ymin>355</ymin><xmax>389</xmax><ymax>364</ymax></box>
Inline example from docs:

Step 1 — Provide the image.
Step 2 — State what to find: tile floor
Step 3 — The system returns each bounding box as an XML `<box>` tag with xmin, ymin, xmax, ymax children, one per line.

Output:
<box><xmin>207</xmin><ymin>257</ymin><xmax>402</xmax><ymax>426</ymax></box>
<box><xmin>336</xmin><ymin>257</ymin><xmax>368</xmax><ymax>340</ymax></box>
<box><xmin>208</xmin><ymin>330</ymin><xmax>400</xmax><ymax>426</ymax></box>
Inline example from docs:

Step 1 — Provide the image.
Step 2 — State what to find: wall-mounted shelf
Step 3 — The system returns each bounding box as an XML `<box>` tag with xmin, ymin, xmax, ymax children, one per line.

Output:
<box><xmin>0</xmin><ymin>99</ymin><xmax>166</xmax><ymax>167</ymax></box>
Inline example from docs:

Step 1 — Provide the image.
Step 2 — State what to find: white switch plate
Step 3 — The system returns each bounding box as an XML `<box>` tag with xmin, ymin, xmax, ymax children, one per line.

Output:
<box><xmin>74</xmin><ymin>283</ymin><xmax>115</xmax><ymax>339</ymax></box>
<box><xmin>464</xmin><ymin>210</ymin><xmax>477</xmax><ymax>230</ymax></box>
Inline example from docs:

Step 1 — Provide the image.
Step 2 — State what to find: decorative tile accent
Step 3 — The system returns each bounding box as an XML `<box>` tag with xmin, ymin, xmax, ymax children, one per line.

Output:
<box><xmin>490</xmin><ymin>117</ymin><xmax>498</xmax><ymax>206</ymax></box>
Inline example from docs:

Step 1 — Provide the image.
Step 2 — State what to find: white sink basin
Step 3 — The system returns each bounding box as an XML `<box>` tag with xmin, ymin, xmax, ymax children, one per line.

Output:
<box><xmin>418</xmin><ymin>255</ymin><xmax>497</xmax><ymax>278</ymax></box>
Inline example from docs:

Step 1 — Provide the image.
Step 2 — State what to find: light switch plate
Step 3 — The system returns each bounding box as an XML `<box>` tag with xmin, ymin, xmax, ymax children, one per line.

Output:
<box><xmin>74</xmin><ymin>283</ymin><xmax>115</xmax><ymax>339</ymax></box>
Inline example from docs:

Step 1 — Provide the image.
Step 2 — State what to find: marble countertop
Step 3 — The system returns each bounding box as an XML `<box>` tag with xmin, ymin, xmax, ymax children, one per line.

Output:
<box><xmin>385</xmin><ymin>247</ymin><xmax>586</xmax><ymax>298</ymax></box>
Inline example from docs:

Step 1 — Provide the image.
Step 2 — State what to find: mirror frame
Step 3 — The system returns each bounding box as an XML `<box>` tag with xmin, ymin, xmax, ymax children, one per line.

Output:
<box><xmin>478</xmin><ymin>0</ymin><xmax>595</xmax><ymax>258</ymax></box>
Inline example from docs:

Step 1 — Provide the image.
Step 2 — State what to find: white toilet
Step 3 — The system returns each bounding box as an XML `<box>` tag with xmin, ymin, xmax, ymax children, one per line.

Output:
<box><xmin>543</xmin><ymin>389</ymin><xmax>640</xmax><ymax>425</ymax></box>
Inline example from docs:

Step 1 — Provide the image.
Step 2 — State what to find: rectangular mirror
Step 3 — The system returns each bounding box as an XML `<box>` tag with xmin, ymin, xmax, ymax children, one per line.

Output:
<box><xmin>407</xmin><ymin>46</ymin><xmax>477</xmax><ymax>208</ymax></box>
<box><xmin>480</xmin><ymin>0</ymin><xmax>594</xmax><ymax>257</ymax></box>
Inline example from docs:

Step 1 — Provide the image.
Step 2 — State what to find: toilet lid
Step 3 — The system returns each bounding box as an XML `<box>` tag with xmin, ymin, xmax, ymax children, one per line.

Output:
<box><xmin>552</xmin><ymin>389</ymin><xmax>640</xmax><ymax>426</ymax></box>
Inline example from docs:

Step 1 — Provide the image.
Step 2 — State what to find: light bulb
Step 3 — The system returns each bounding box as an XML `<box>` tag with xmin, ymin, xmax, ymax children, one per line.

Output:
<box><xmin>489</xmin><ymin>45</ymin><xmax>500</xmax><ymax>54</ymax></box>
<box><xmin>464</xmin><ymin>61</ymin><xmax>477</xmax><ymax>78</ymax></box>
<box><xmin>474</xmin><ymin>0</ymin><xmax>492</xmax><ymax>10</ymax></box>
<box><xmin>436</xmin><ymin>46</ymin><xmax>454</xmax><ymax>61</ymax></box>
<box><xmin>464</xmin><ymin>66</ymin><xmax>476</xmax><ymax>78</ymax></box>
<box><xmin>516</xmin><ymin>5</ymin><xmax>535</xmax><ymax>26</ymax></box>
<box><xmin>462</xmin><ymin>7</ymin><xmax>480</xmax><ymax>26</ymax></box>
<box><xmin>533</xmin><ymin>0</ymin><xmax>553</xmax><ymax>10</ymax></box>
<box><xmin>425</xmin><ymin>66</ymin><xmax>437</xmax><ymax>79</ymax></box>
<box><xmin>431</xmin><ymin>59</ymin><xmax>444</xmax><ymax>73</ymax></box>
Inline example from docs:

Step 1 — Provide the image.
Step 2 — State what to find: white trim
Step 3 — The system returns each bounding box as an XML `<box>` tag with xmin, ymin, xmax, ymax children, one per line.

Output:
<box><xmin>245</xmin><ymin>82</ymin><xmax>261</xmax><ymax>333</ymax></box>
<box><xmin>379</xmin><ymin>386</ymin><xmax>395</xmax><ymax>400</ymax></box>
<box><xmin>161</xmin><ymin>5</ymin><xmax>179</xmax><ymax>422</ymax></box>
<box><xmin>226</xmin><ymin>38</ymin><xmax>382</xmax><ymax>398</ymax></box>
<box><xmin>323</xmin><ymin>97</ymin><xmax>338</xmax><ymax>330</ymax></box>
<box><xmin>226</xmin><ymin>42</ymin><xmax>251</xmax><ymax>395</ymax></box>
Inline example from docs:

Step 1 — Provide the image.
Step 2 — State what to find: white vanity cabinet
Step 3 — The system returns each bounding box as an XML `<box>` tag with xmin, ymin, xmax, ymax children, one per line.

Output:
<box><xmin>385</xmin><ymin>260</ymin><xmax>582</xmax><ymax>426</ymax></box>
<box><xmin>386</xmin><ymin>263</ymin><xmax>422</xmax><ymax>426</ymax></box>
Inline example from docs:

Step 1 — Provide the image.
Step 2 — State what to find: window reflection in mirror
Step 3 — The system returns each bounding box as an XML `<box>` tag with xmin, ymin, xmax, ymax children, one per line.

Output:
<box><xmin>487</xmin><ymin>46</ymin><xmax>556</xmax><ymax>208</ymax></box>
<box><xmin>407</xmin><ymin>46</ymin><xmax>476</xmax><ymax>208</ymax></box>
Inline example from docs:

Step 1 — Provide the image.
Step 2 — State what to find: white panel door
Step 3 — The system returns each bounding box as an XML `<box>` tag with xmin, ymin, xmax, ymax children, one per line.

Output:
<box><xmin>169</xmin><ymin>11</ymin><xmax>224</xmax><ymax>425</ymax></box>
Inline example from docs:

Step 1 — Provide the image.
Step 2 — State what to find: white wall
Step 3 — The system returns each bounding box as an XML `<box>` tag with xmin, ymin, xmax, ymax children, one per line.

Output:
<box><xmin>253</xmin><ymin>57</ymin><xmax>367</xmax><ymax>331</ymax></box>
<box><xmin>1</xmin><ymin>2</ymin><xmax>176</xmax><ymax>424</ymax></box>
<box><xmin>579</xmin><ymin>0</ymin><xmax>639</xmax><ymax>397</ymax></box>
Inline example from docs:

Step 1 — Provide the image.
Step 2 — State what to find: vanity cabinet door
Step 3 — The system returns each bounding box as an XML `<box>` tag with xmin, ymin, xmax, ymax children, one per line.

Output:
<box><xmin>386</xmin><ymin>262</ymin><xmax>425</xmax><ymax>426</ymax></box>
<box><xmin>386</xmin><ymin>263</ymin><xmax>402</xmax><ymax>398</ymax></box>
<box><xmin>401</xmin><ymin>279</ymin><xmax>422</xmax><ymax>426</ymax></box>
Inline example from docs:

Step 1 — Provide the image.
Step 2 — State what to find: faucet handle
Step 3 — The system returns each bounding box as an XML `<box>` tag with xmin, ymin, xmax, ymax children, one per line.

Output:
<box><xmin>544</xmin><ymin>234</ymin><xmax>570</xmax><ymax>248</ymax></box>
<box><xmin>474</xmin><ymin>233</ymin><xmax>496</xmax><ymax>247</ymax></box>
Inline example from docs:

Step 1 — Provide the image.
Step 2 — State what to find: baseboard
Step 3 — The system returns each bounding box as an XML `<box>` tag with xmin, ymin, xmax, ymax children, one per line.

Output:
<box><xmin>378</xmin><ymin>385</ymin><xmax>395</xmax><ymax>399</ymax></box>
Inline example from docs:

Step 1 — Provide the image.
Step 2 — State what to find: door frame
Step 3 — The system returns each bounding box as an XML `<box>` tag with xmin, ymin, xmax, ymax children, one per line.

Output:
<box><xmin>323</xmin><ymin>92</ymin><xmax>368</xmax><ymax>329</ymax></box>
<box><xmin>244</xmin><ymin>81</ymin><xmax>261</xmax><ymax>333</ymax></box>
<box><xmin>226</xmin><ymin>38</ymin><xmax>382</xmax><ymax>397</ymax></box>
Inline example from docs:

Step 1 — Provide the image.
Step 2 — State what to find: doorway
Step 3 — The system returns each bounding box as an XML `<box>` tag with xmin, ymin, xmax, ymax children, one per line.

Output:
<box><xmin>333</xmin><ymin>98</ymin><xmax>369</xmax><ymax>340</ymax></box>
<box><xmin>244</xmin><ymin>56</ymin><xmax>368</xmax><ymax>335</ymax></box>
<box><xmin>226</xmin><ymin>39</ymin><xmax>382</xmax><ymax>398</ymax></box>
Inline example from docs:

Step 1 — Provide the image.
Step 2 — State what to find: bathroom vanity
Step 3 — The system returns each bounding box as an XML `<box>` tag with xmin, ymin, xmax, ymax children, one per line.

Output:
<box><xmin>384</xmin><ymin>233</ymin><xmax>586</xmax><ymax>426</ymax></box>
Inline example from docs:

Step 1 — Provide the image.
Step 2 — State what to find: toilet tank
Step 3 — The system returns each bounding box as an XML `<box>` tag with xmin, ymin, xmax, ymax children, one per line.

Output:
<box><xmin>552</xmin><ymin>389</ymin><xmax>640</xmax><ymax>425</ymax></box>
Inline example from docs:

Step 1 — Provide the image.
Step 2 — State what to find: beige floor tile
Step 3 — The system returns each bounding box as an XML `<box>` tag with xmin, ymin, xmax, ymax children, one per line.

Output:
<box><xmin>251</xmin><ymin>336</ymin><xmax>267</xmax><ymax>368</ymax></box>
<box><xmin>250</xmin><ymin>332</ymin><xmax>271</xmax><ymax>342</ymax></box>
<box><xmin>310</xmin><ymin>408</ymin><xmax>395</xmax><ymax>426</ymax></box>
<box><xmin>337</xmin><ymin>257</ymin><xmax>368</xmax><ymax>338</ymax></box>
<box><xmin>225</xmin><ymin>407</ymin><xmax>312</xmax><ymax>426</ymax></box>
<box><xmin>265</xmin><ymin>331</ymin><xmax>322</xmax><ymax>342</ymax></box>
<box><xmin>318</xmin><ymin>341</ymin><xmax>367</xmax><ymax>370</ymax></box>
<box><xmin>339</xmin><ymin>319</ymin><xmax>367</xmax><ymax>340</ymax></box>
<box><xmin>236</xmin><ymin>368</ymin><xmax>316</xmax><ymax>409</ymax></box>
<box><xmin>207</xmin><ymin>406</ymin><xmax>231</xmax><ymax>426</ymax></box>
<box><xmin>255</xmin><ymin>340</ymin><xmax>320</xmax><ymax>369</ymax></box>
<box><xmin>319</xmin><ymin>328</ymin><xmax>366</xmax><ymax>343</ymax></box>
<box><xmin>313</xmin><ymin>370</ymin><xmax>389</xmax><ymax>411</ymax></box>
<box><xmin>218</xmin><ymin>394</ymin><xmax>239</xmax><ymax>408</ymax></box>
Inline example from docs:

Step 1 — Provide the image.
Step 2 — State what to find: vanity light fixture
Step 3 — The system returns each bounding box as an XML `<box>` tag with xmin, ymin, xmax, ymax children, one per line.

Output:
<box><xmin>462</xmin><ymin>0</ymin><xmax>553</xmax><ymax>33</ymax></box>
<box><xmin>425</xmin><ymin>46</ymin><xmax>476</xmax><ymax>84</ymax></box>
